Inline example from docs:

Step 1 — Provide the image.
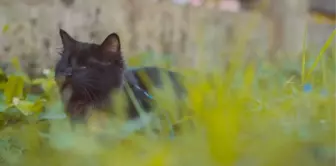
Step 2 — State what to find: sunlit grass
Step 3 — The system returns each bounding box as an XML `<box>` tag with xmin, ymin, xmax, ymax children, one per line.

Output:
<box><xmin>0</xmin><ymin>29</ymin><xmax>335</xmax><ymax>166</ymax></box>
<box><xmin>1</xmin><ymin>50</ymin><xmax>335</xmax><ymax>166</ymax></box>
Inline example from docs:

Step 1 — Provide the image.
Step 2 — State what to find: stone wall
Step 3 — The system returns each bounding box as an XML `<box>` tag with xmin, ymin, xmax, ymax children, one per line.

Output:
<box><xmin>0</xmin><ymin>0</ymin><xmax>334</xmax><ymax>73</ymax></box>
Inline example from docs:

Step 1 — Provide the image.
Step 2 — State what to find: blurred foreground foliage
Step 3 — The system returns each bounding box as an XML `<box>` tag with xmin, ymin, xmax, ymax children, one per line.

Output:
<box><xmin>0</xmin><ymin>34</ymin><xmax>335</xmax><ymax>166</ymax></box>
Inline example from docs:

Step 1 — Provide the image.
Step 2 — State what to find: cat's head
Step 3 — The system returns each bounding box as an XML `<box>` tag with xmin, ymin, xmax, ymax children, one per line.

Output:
<box><xmin>55</xmin><ymin>29</ymin><xmax>125</xmax><ymax>102</ymax></box>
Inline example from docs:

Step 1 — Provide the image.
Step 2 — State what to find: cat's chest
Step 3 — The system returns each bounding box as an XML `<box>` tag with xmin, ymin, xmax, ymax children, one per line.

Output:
<box><xmin>61</xmin><ymin>84</ymin><xmax>111</xmax><ymax>104</ymax></box>
<box><xmin>62</xmin><ymin>85</ymin><xmax>115</xmax><ymax>112</ymax></box>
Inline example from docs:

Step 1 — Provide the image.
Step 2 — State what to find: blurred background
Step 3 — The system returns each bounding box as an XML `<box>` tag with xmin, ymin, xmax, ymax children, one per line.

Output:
<box><xmin>0</xmin><ymin>0</ymin><xmax>334</xmax><ymax>74</ymax></box>
<box><xmin>0</xmin><ymin>1</ymin><xmax>335</xmax><ymax>166</ymax></box>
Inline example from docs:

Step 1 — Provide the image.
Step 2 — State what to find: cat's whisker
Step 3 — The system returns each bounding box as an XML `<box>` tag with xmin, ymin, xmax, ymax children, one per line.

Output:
<box><xmin>82</xmin><ymin>87</ymin><xmax>94</xmax><ymax>102</ymax></box>
<box><xmin>86</xmin><ymin>89</ymin><xmax>96</xmax><ymax>102</ymax></box>
<box><xmin>78</xmin><ymin>80</ymin><xmax>102</xmax><ymax>102</ymax></box>
<box><xmin>81</xmin><ymin>81</ymin><xmax>101</xmax><ymax>92</ymax></box>
<box><xmin>85</xmin><ymin>87</ymin><xmax>100</xmax><ymax>101</ymax></box>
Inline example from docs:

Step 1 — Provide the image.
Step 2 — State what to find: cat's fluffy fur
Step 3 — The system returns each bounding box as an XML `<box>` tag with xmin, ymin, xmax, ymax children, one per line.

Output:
<box><xmin>54</xmin><ymin>29</ymin><xmax>186</xmax><ymax>126</ymax></box>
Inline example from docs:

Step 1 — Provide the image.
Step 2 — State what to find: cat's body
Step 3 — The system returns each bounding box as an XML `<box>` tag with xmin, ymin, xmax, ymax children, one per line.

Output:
<box><xmin>123</xmin><ymin>66</ymin><xmax>186</xmax><ymax>119</ymax></box>
<box><xmin>54</xmin><ymin>29</ymin><xmax>186</xmax><ymax>125</ymax></box>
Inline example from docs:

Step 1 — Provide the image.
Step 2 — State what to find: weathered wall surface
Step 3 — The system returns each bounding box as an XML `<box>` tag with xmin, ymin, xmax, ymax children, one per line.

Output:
<box><xmin>0</xmin><ymin>0</ymin><xmax>267</xmax><ymax>69</ymax></box>
<box><xmin>0</xmin><ymin>0</ymin><xmax>334</xmax><ymax>73</ymax></box>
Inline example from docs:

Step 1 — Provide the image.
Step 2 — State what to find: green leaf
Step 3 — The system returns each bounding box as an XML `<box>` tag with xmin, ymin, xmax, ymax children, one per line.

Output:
<box><xmin>31</xmin><ymin>78</ymin><xmax>46</xmax><ymax>85</ymax></box>
<box><xmin>14</xmin><ymin>100</ymin><xmax>34</xmax><ymax>116</ymax></box>
<box><xmin>17</xmin><ymin>72</ymin><xmax>31</xmax><ymax>84</ymax></box>
<box><xmin>2</xmin><ymin>24</ymin><xmax>9</xmax><ymax>33</ymax></box>
<box><xmin>0</xmin><ymin>68</ymin><xmax>8</xmax><ymax>84</ymax></box>
<box><xmin>0</xmin><ymin>83</ymin><xmax>5</xmax><ymax>89</ymax></box>
<box><xmin>10</xmin><ymin>57</ymin><xmax>22</xmax><ymax>71</ymax></box>
<box><xmin>43</xmin><ymin>79</ymin><xmax>57</xmax><ymax>92</ymax></box>
<box><xmin>4</xmin><ymin>76</ymin><xmax>25</xmax><ymax>105</ymax></box>
<box><xmin>30</xmin><ymin>99</ymin><xmax>45</xmax><ymax>113</ymax></box>
<box><xmin>8</xmin><ymin>58</ymin><xmax>31</xmax><ymax>83</ymax></box>
<box><xmin>14</xmin><ymin>98</ymin><xmax>45</xmax><ymax>116</ymax></box>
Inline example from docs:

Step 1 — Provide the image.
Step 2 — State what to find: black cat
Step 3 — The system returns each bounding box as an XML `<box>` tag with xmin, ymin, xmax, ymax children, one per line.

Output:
<box><xmin>54</xmin><ymin>29</ymin><xmax>186</xmax><ymax>125</ymax></box>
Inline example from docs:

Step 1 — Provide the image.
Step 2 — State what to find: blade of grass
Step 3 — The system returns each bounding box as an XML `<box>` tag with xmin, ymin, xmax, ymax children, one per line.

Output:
<box><xmin>301</xmin><ymin>25</ymin><xmax>308</xmax><ymax>84</ymax></box>
<box><xmin>124</xmin><ymin>82</ymin><xmax>157</xmax><ymax>138</ymax></box>
<box><xmin>307</xmin><ymin>29</ymin><xmax>336</xmax><ymax>78</ymax></box>
<box><xmin>321</xmin><ymin>51</ymin><xmax>327</xmax><ymax>87</ymax></box>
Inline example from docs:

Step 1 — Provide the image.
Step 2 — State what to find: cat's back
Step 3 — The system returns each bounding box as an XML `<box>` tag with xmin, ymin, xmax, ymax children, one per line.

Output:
<box><xmin>124</xmin><ymin>66</ymin><xmax>186</xmax><ymax>96</ymax></box>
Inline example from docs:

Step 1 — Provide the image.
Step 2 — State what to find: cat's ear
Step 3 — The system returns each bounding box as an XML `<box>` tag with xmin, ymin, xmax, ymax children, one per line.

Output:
<box><xmin>100</xmin><ymin>33</ymin><xmax>121</xmax><ymax>53</ymax></box>
<box><xmin>59</xmin><ymin>29</ymin><xmax>77</xmax><ymax>50</ymax></box>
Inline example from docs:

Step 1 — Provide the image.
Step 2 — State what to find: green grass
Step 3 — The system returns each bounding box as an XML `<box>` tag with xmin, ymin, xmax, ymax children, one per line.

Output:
<box><xmin>0</xmin><ymin>31</ymin><xmax>335</xmax><ymax>166</ymax></box>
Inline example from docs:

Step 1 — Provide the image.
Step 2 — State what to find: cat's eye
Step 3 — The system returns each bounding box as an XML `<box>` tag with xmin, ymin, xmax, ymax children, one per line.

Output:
<box><xmin>79</xmin><ymin>66</ymin><xmax>87</xmax><ymax>69</ymax></box>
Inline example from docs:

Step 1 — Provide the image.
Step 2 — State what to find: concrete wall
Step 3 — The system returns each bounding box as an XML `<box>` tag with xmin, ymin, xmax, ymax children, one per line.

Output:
<box><xmin>0</xmin><ymin>0</ymin><xmax>334</xmax><ymax>73</ymax></box>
